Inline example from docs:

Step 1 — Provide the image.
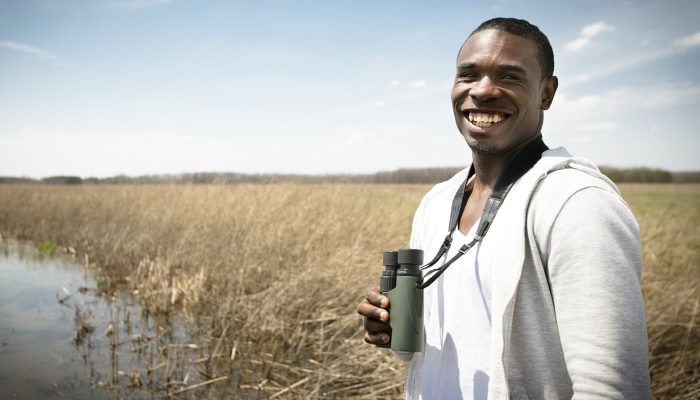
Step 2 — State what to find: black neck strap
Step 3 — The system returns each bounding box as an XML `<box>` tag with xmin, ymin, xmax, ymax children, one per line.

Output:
<box><xmin>416</xmin><ymin>135</ymin><xmax>549</xmax><ymax>289</ymax></box>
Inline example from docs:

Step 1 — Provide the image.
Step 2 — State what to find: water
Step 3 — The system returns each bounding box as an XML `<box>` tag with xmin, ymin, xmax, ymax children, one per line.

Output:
<box><xmin>0</xmin><ymin>244</ymin><xmax>209</xmax><ymax>399</ymax></box>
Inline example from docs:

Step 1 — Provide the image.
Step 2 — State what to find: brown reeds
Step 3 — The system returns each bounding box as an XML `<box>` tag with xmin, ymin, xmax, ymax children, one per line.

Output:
<box><xmin>630</xmin><ymin>184</ymin><xmax>700</xmax><ymax>399</ymax></box>
<box><xmin>0</xmin><ymin>183</ymin><xmax>697</xmax><ymax>398</ymax></box>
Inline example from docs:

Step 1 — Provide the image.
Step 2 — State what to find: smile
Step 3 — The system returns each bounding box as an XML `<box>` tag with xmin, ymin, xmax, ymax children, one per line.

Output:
<box><xmin>467</xmin><ymin>111</ymin><xmax>510</xmax><ymax>128</ymax></box>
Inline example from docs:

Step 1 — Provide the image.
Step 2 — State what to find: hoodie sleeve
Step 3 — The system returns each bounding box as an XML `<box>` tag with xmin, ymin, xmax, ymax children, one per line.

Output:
<box><xmin>544</xmin><ymin>185</ymin><xmax>651</xmax><ymax>399</ymax></box>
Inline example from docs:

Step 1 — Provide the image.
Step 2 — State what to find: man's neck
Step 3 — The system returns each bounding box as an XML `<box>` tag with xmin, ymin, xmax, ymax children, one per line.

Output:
<box><xmin>470</xmin><ymin>154</ymin><xmax>509</xmax><ymax>193</ymax></box>
<box><xmin>470</xmin><ymin>134</ymin><xmax>542</xmax><ymax>193</ymax></box>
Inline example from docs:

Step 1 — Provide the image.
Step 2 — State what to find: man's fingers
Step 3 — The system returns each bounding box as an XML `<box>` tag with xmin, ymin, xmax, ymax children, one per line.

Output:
<box><xmin>357</xmin><ymin>287</ymin><xmax>391</xmax><ymax>345</ymax></box>
<box><xmin>363</xmin><ymin>331</ymin><xmax>390</xmax><ymax>345</ymax></box>
<box><xmin>357</xmin><ymin>301</ymin><xmax>389</xmax><ymax>322</ymax></box>
<box><xmin>363</xmin><ymin>316</ymin><xmax>391</xmax><ymax>334</ymax></box>
<box><xmin>365</xmin><ymin>288</ymin><xmax>389</xmax><ymax>308</ymax></box>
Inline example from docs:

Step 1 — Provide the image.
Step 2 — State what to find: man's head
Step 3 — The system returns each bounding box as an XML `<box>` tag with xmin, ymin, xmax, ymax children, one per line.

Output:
<box><xmin>451</xmin><ymin>18</ymin><xmax>558</xmax><ymax>156</ymax></box>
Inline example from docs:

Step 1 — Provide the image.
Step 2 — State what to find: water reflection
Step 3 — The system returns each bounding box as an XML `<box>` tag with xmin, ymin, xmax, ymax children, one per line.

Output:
<box><xmin>0</xmin><ymin>243</ymin><xmax>209</xmax><ymax>399</ymax></box>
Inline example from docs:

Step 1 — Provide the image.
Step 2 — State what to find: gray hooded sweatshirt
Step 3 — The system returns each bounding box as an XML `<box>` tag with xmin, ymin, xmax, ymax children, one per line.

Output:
<box><xmin>402</xmin><ymin>148</ymin><xmax>651</xmax><ymax>399</ymax></box>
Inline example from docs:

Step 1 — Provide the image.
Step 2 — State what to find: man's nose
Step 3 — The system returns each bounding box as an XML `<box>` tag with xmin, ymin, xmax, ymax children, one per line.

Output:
<box><xmin>469</xmin><ymin>76</ymin><xmax>500</xmax><ymax>102</ymax></box>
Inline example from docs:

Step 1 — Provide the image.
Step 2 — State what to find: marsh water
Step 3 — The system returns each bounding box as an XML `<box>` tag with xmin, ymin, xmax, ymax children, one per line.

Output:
<box><xmin>0</xmin><ymin>244</ymin><xmax>209</xmax><ymax>399</ymax></box>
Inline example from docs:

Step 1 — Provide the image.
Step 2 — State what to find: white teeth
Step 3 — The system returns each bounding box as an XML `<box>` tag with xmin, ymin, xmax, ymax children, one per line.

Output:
<box><xmin>468</xmin><ymin>111</ymin><xmax>506</xmax><ymax>126</ymax></box>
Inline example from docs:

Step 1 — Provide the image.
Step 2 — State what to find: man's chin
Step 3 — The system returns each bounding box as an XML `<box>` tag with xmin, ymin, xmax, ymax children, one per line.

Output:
<box><xmin>466</xmin><ymin>140</ymin><xmax>497</xmax><ymax>155</ymax></box>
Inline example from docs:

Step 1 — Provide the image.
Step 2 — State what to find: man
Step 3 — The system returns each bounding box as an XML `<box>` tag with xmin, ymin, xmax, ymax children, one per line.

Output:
<box><xmin>357</xmin><ymin>18</ymin><xmax>651</xmax><ymax>399</ymax></box>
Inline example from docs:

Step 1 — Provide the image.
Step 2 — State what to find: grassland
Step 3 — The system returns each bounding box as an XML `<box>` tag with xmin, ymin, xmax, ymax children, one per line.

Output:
<box><xmin>0</xmin><ymin>183</ymin><xmax>697</xmax><ymax>399</ymax></box>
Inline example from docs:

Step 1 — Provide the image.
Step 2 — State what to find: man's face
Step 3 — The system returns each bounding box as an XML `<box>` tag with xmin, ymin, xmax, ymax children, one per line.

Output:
<box><xmin>451</xmin><ymin>29</ymin><xmax>557</xmax><ymax>155</ymax></box>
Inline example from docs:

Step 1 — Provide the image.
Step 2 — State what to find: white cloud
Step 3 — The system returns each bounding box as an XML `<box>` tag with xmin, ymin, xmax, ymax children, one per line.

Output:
<box><xmin>561</xmin><ymin>28</ymin><xmax>700</xmax><ymax>88</ymax></box>
<box><xmin>607</xmin><ymin>83</ymin><xmax>700</xmax><ymax>109</ymax></box>
<box><xmin>375</xmin><ymin>101</ymin><xmax>385</xmax><ymax>108</ymax></box>
<box><xmin>674</xmin><ymin>32</ymin><xmax>700</xmax><ymax>48</ymax></box>
<box><xmin>555</xmin><ymin>82</ymin><xmax>700</xmax><ymax>113</ymax></box>
<box><xmin>581</xmin><ymin>22</ymin><xmax>615</xmax><ymax>38</ymax></box>
<box><xmin>390</xmin><ymin>80</ymin><xmax>401</xmax><ymax>87</ymax></box>
<box><xmin>408</xmin><ymin>80</ymin><xmax>427</xmax><ymax>88</ymax></box>
<box><xmin>0</xmin><ymin>40</ymin><xmax>56</xmax><ymax>61</ymax></box>
<box><xmin>565</xmin><ymin>38</ymin><xmax>590</xmax><ymax>52</ymax></box>
<box><xmin>559</xmin><ymin>44</ymin><xmax>693</xmax><ymax>89</ymax></box>
<box><xmin>546</xmin><ymin>81</ymin><xmax>700</xmax><ymax>166</ymax></box>
<box><xmin>0</xmin><ymin>128</ymin><xmax>349</xmax><ymax>177</ymax></box>
<box><xmin>565</xmin><ymin>21</ymin><xmax>615</xmax><ymax>52</ymax></box>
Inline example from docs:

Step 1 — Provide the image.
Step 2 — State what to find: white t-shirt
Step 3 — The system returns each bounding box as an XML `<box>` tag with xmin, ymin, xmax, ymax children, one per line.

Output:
<box><xmin>419</xmin><ymin>221</ymin><xmax>492</xmax><ymax>400</ymax></box>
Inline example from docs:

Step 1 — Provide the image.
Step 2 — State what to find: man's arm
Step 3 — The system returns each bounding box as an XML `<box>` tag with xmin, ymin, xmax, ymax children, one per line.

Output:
<box><xmin>545</xmin><ymin>186</ymin><xmax>651</xmax><ymax>399</ymax></box>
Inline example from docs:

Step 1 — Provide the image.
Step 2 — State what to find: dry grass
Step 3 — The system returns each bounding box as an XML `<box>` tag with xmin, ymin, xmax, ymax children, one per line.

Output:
<box><xmin>0</xmin><ymin>183</ymin><xmax>697</xmax><ymax>398</ymax></box>
<box><xmin>623</xmin><ymin>184</ymin><xmax>700</xmax><ymax>399</ymax></box>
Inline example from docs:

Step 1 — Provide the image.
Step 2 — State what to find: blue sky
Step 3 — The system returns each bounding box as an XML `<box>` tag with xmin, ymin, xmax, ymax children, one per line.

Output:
<box><xmin>1</xmin><ymin>0</ymin><xmax>699</xmax><ymax>178</ymax></box>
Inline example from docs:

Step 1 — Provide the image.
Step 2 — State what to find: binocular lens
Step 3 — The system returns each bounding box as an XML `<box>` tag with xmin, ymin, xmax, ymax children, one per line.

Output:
<box><xmin>398</xmin><ymin>249</ymin><xmax>423</xmax><ymax>265</ymax></box>
<box><xmin>383</xmin><ymin>251</ymin><xmax>398</xmax><ymax>266</ymax></box>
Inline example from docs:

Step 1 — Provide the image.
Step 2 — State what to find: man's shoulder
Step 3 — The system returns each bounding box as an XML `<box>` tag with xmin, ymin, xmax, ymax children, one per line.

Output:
<box><xmin>527</xmin><ymin>148</ymin><xmax>634</xmax><ymax>235</ymax></box>
<box><xmin>532</xmin><ymin>147</ymin><xmax>621</xmax><ymax>204</ymax></box>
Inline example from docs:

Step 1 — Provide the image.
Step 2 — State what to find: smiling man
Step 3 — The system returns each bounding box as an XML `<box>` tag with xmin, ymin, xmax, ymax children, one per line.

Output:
<box><xmin>358</xmin><ymin>18</ymin><xmax>651</xmax><ymax>399</ymax></box>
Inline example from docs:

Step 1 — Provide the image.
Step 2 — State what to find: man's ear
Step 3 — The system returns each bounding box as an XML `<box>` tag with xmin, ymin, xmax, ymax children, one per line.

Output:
<box><xmin>540</xmin><ymin>76</ymin><xmax>558</xmax><ymax>110</ymax></box>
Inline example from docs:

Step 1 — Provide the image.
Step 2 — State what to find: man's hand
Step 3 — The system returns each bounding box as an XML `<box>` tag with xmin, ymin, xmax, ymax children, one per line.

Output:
<box><xmin>357</xmin><ymin>286</ymin><xmax>391</xmax><ymax>345</ymax></box>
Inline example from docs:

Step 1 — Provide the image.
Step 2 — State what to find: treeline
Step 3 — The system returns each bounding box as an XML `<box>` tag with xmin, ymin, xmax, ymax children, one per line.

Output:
<box><xmin>0</xmin><ymin>169</ymin><xmax>466</xmax><ymax>185</ymax></box>
<box><xmin>1</xmin><ymin>167</ymin><xmax>698</xmax><ymax>185</ymax></box>
<box><xmin>599</xmin><ymin>167</ymin><xmax>674</xmax><ymax>183</ymax></box>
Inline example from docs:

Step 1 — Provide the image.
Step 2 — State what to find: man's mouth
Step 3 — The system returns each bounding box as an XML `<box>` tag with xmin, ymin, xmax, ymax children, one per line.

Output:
<box><xmin>466</xmin><ymin>111</ymin><xmax>510</xmax><ymax>128</ymax></box>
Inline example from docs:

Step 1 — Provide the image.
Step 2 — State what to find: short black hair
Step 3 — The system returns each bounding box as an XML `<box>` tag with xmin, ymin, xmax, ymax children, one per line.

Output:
<box><xmin>469</xmin><ymin>17</ymin><xmax>555</xmax><ymax>78</ymax></box>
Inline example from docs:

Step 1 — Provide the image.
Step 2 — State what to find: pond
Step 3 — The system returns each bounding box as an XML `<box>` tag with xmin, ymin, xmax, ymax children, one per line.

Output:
<box><xmin>0</xmin><ymin>243</ymin><xmax>223</xmax><ymax>399</ymax></box>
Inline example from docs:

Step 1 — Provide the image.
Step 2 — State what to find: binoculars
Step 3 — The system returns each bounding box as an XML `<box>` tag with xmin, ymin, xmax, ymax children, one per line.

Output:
<box><xmin>377</xmin><ymin>249</ymin><xmax>424</xmax><ymax>352</ymax></box>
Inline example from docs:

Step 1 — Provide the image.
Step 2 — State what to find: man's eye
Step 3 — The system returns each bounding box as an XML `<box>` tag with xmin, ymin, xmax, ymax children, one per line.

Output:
<box><xmin>501</xmin><ymin>74</ymin><xmax>518</xmax><ymax>80</ymax></box>
<box><xmin>458</xmin><ymin>72</ymin><xmax>478</xmax><ymax>80</ymax></box>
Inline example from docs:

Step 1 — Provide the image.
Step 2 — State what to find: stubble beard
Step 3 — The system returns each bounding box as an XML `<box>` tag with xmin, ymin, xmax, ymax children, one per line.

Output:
<box><xmin>466</xmin><ymin>139</ymin><xmax>497</xmax><ymax>155</ymax></box>
<box><xmin>460</xmin><ymin>123</ymin><xmax>497</xmax><ymax>155</ymax></box>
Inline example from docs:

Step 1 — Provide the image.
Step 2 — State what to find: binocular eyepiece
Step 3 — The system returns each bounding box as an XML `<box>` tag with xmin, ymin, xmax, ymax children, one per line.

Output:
<box><xmin>378</xmin><ymin>249</ymin><xmax>424</xmax><ymax>352</ymax></box>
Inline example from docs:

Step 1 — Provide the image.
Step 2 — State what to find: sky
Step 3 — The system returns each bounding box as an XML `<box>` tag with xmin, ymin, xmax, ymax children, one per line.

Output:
<box><xmin>1</xmin><ymin>0</ymin><xmax>699</xmax><ymax>178</ymax></box>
